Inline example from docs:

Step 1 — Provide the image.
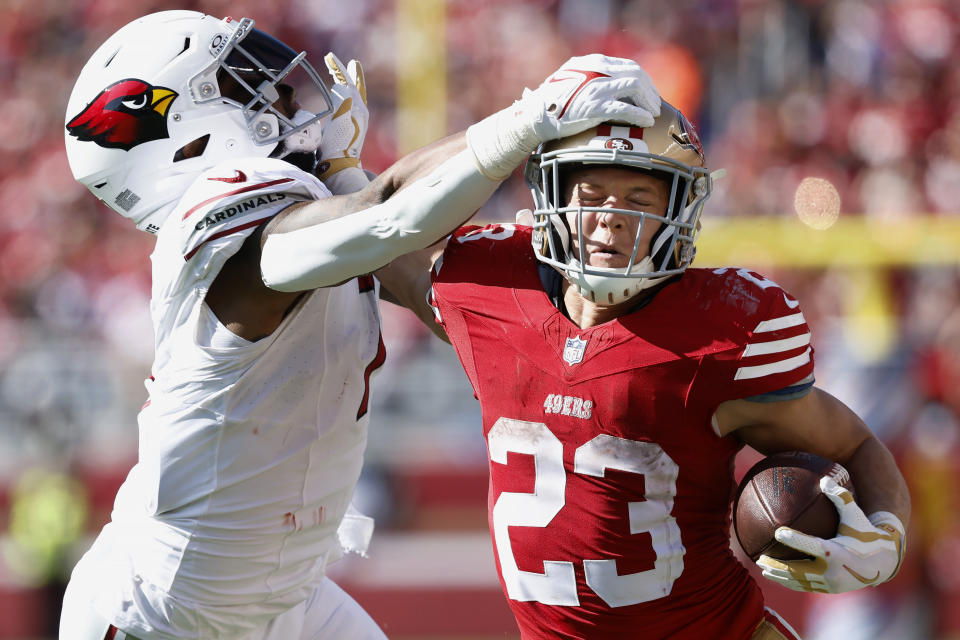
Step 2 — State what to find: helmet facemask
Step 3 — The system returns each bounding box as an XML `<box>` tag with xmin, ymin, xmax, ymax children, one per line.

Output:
<box><xmin>190</xmin><ymin>18</ymin><xmax>333</xmax><ymax>168</ymax></box>
<box><xmin>525</xmin><ymin>107</ymin><xmax>712</xmax><ymax>306</ymax></box>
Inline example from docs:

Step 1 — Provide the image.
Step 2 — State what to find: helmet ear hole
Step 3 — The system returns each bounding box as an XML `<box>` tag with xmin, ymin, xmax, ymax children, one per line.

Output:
<box><xmin>173</xmin><ymin>134</ymin><xmax>210</xmax><ymax>162</ymax></box>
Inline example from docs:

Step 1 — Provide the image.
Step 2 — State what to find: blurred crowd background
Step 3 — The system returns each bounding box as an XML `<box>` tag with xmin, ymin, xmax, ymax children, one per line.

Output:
<box><xmin>0</xmin><ymin>0</ymin><xmax>958</xmax><ymax>638</ymax></box>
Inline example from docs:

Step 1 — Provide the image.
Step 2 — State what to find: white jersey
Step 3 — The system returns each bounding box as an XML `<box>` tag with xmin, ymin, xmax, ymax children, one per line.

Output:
<box><xmin>83</xmin><ymin>158</ymin><xmax>385</xmax><ymax>639</ymax></box>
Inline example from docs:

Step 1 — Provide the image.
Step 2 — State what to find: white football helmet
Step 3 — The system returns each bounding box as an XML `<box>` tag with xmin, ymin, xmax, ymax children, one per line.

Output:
<box><xmin>524</xmin><ymin>101</ymin><xmax>713</xmax><ymax>306</ymax></box>
<box><xmin>64</xmin><ymin>10</ymin><xmax>334</xmax><ymax>234</ymax></box>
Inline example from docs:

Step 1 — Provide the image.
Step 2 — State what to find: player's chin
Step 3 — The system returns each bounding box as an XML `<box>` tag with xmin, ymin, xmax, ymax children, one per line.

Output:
<box><xmin>588</xmin><ymin>253</ymin><xmax>629</xmax><ymax>269</ymax></box>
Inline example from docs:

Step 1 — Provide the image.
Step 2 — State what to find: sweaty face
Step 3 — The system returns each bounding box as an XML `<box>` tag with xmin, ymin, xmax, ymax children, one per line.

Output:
<box><xmin>564</xmin><ymin>167</ymin><xmax>669</xmax><ymax>269</ymax></box>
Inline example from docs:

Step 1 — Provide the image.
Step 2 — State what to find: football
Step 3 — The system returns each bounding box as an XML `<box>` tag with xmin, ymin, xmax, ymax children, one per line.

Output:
<box><xmin>734</xmin><ymin>451</ymin><xmax>855</xmax><ymax>561</ymax></box>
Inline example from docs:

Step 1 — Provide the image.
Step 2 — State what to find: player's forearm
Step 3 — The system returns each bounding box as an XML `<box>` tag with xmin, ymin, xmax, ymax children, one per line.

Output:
<box><xmin>377</xmin><ymin>133</ymin><xmax>468</xmax><ymax>198</ymax></box>
<box><xmin>266</xmin><ymin>133</ymin><xmax>468</xmax><ymax>236</ymax></box>
<box><xmin>260</xmin><ymin>146</ymin><xmax>498</xmax><ymax>291</ymax></box>
<box><xmin>841</xmin><ymin>435</ymin><xmax>911</xmax><ymax>529</ymax></box>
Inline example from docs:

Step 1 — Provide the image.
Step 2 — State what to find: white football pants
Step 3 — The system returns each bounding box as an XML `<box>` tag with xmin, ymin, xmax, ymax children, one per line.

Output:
<box><xmin>59</xmin><ymin>572</ymin><xmax>387</xmax><ymax>640</ymax></box>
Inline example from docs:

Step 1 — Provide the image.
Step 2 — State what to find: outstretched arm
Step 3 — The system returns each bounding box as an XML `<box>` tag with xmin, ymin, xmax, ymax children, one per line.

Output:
<box><xmin>264</xmin><ymin>133</ymin><xmax>469</xmax><ymax>237</ymax></box>
<box><xmin>259</xmin><ymin>136</ymin><xmax>486</xmax><ymax>290</ymax></box>
<box><xmin>209</xmin><ymin>54</ymin><xmax>661</xmax><ymax>340</ymax></box>
<box><xmin>259</xmin><ymin>53</ymin><xmax>662</xmax><ymax>293</ymax></box>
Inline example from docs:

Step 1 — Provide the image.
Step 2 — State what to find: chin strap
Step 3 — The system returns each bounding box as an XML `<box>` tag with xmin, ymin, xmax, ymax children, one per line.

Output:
<box><xmin>563</xmin><ymin>256</ymin><xmax>668</xmax><ymax>306</ymax></box>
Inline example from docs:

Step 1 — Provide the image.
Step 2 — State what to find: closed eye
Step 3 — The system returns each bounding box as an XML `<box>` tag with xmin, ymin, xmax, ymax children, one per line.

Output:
<box><xmin>575</xmin><ymin>190</ymin><xmax>606</xmax><ymax>203</ymax></box>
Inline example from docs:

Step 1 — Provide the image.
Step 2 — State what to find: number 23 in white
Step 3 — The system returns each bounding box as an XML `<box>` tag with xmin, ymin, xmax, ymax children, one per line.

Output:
<box><xmin>488</xmin><ymin>417</ymin><xmax>686</xmax><ymax>608</ymax></box>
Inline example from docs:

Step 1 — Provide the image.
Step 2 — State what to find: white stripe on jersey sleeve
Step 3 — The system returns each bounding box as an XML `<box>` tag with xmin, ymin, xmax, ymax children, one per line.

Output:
<box><xmin>742</xmin><ymin>332</ymin><xmax>811</xmax><ymax>357</ymax></box>
<box><xmin>428</xmin><ymin>252</ymin><xmax>445</xmax><ymax>323</ymax></box>
<box><xmin>754</xmin><ymin>311</ymin><xmax>806</xmax><ymax>333</ymax></box>
<box><xmin>735</xmin><ymin>347</ymin><xmax>812</xmax><ymax>380</ymax></box>
<box><xmin>427</xmin><ymin>286</ymin><xmax>442</xmax><ymax>323</ymax></box>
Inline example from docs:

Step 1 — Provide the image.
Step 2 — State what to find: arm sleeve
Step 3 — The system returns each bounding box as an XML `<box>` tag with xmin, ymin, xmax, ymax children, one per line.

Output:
<box><xmin>260</xmin><ymin>150</ymin><xmax>500</xmax><ymax>292</ymax></box>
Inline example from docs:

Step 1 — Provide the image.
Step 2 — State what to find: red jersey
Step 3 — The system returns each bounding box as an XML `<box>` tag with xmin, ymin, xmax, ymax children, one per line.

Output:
<box><xmin>429</xmin><ymin>225</ymin><xmax>815</xmax><ymax>640</ymax></box>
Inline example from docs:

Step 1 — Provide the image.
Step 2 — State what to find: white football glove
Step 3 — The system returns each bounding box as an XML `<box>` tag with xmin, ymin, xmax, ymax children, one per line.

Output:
<box><xmin>466</xmin><ymin>53</ymin><xmax>661</xmax><ymax>181</ymax></box>
<box><xmin>318</xmin><ymin>52</ymin><xmax>371</xmax><ymax>195</ymax></box>
<box><xmin>757</xmin><ymin>476</ymin><xmax>906</xmax><ymax>594</ymax></box>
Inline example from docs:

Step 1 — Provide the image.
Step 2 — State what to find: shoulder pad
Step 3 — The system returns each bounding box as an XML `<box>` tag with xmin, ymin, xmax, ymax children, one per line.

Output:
<box><xmin>434</xmin><ymin>223</ymin><xmax>534</xmax><ymax>291</ymax></box>
<box><xmin>706</xmin><ymin>267</ymin><xmax>799</xmax><ymax>320</ymax></box>
<box><xmin>440</xmin><ymin>223</ymin><xmax>529</xmax><ymax>273</ymax></box>
<box><xmin>450</xmin><ymin>223</ymin><xmax>524</xmax><ymax>247</ymax></box>
<box><xmin>698</xmin><ymin>267</ymin><xmax>814</xmax><ymax>396</ymax></box>
<box><xmin>680</xmin><ymin>267</ymin><xmax>799</xmax><ymax>333</ymax></box>
<box><xmin>175</xmin><ymin>158</ymin><xmax>331</xmax><ymax>260</ymax></box>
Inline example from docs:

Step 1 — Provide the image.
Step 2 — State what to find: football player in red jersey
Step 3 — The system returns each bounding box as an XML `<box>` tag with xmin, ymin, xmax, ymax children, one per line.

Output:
<box><xmin>382</xmin><ymin>103</ymin><xmax>910</xmax><ymax>638</ymax></box>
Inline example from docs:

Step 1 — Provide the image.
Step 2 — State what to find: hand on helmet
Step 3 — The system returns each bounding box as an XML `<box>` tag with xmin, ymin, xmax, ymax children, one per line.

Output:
<box><xmin>524</xmin><ymin>54</ymin><xmax>661</xmax><ymax>140</ymax></box>
<box><xmin>466</xmin><ymin>54</ymin><xmax>660</xmax><ymax>181</ymax></box>
<box><xmin>318</xmin><ymin>52</ymin><xmax>371</xmax><ymax>194</ymax></box>
<box><xmin>757</xmin><ymin>476</ymin><xmax>905</xmax><ymax>594</ymax></box>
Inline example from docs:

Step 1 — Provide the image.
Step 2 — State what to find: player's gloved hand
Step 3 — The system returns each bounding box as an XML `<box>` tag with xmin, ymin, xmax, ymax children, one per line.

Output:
<box><xmin>318</xmin><ymin>52</ymin><xmax>371</xmax><ymax>195</ymax></box>
<box><xmin>526</xmin><ymin>54</ymin><xmax>662</xmax><ymax>134</ymax></box>
<box><xmin>757</xmin><ymin>476</ymin><xmax>905</xmax><ymax>594</ymax></box>
<box><xmin>467</xmin><ymin>54</ymin><xmax>661</xmax><ymax>181</ymax></box>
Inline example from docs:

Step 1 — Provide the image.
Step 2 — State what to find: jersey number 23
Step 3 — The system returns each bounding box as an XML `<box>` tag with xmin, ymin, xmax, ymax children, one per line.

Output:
<box><xmin>489</xmin><ymin>417</ymin><xmax>686</xmax><ymax>608</ymax></box>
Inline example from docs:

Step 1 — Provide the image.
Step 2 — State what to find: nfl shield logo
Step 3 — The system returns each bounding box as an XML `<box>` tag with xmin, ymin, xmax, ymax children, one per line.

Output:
<box><xmin>563</xmin><ymin>335</ymin><xmax>588</xmax><ymax>365</ymax></box>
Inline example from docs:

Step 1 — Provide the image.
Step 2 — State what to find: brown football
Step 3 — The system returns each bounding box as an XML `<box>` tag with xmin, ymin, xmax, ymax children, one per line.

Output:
<box><xmin>734</xmin><ymin>451</ymin><xmax>855</xmax><ymax>561</ymax></box>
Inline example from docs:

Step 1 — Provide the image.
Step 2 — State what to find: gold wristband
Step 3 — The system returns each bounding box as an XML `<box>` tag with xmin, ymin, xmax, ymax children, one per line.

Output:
<box><xmin>318</xmin><ymin>156</ymin><xmax>361</xmax><ymax>179</ymax></box>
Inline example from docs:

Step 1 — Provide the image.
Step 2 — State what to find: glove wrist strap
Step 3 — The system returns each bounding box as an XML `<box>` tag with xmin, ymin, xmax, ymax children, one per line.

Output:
<box><xmin>320</xmin><ymin>164</ymin><xmax>370</xmax><ymax>196</ymax></box>
<box><xmin>868</xmin><ymin>511</ymin><xmax>906</xmax><ymax>583</ymax></box>
<box><xmin>318</xmin><ymin>156</ymin><xmax>361</xmax><ymax>176</ymax></box>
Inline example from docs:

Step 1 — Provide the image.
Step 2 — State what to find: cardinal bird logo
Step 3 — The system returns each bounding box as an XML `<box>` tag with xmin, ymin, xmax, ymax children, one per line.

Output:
<box><xmin>66</xmin><ymin>78</ymin><xmax>178</xmax><ymax>151</ymax></box>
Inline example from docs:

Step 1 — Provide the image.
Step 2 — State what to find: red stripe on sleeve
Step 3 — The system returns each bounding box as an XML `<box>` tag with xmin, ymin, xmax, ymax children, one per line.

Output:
<box><xmin>183</xmin><ymin>215</ymin><xmax>274</xmax><ymax>261</ymax></box>
<box><xmin>181</xmin><ymin>178</ymin><xmax>294</xmax><ymax>221</ymax></box>
<box><xmin>357</xmin><ymin>274</ymin><xmax>375</xmax><ymax>293</ymax></box>
<box><xmin>356</xmin><ymin>332</ymin><xmax>387</xmax><ymax>420</ymax></box>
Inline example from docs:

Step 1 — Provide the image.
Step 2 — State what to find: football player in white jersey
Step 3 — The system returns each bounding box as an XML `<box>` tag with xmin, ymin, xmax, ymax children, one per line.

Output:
<box><xmin>60</xmin><ymin>10</ymin><xmax>662</xmax><ymax>640</ymax></box>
